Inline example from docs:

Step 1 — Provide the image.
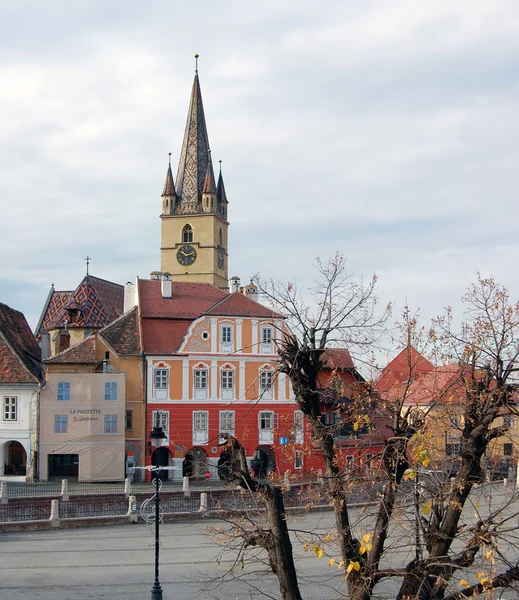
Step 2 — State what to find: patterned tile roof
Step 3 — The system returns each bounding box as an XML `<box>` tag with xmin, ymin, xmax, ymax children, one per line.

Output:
<box><xmin>100</xmin><ymin>307</ymin><xmax>142</xmax><ymax>356</ymax></box>
<box><xmin>0</xmin><ymin>302</ymin><xmax>42</xmax><ymax>383</ymax></box>
<box><xmin>204</xmin><ymin>292</ymin><xmax>282</xmax><ymax>319</ymax></box>
<box><xmin>162</xmin><ymin>160</ymin><xmax>176</xmax><ymax>197</ymax></box>
<box><xmin>45</xmin><ymin>334</ymin><xmax>97</xmax><ymax>364</ymax></box>
<box><xmin>37</xmin><ymin>274</ymin><xmax>124</xmax><ymax>334</ymax></box>
<box><xmin>175</xmin><ymin>73</ymin><xmax>213</xmax><ymax>206</ymax></box>
<box><xmin>138</xmin><ymin>279</ymin><xmax>227</xmax><ymax>319</ymax></box>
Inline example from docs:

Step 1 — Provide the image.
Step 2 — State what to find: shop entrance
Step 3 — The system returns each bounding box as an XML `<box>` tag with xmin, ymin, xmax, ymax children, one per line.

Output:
<box><xmin>48</xmin><ymin>454</ymin><xmax>79</xmax><ymax>479</ymax></box>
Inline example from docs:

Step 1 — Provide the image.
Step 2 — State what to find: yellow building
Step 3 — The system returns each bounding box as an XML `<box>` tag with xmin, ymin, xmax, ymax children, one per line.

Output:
<box><xmin>160</xmin><ymin>64</ymin><xmax>229</xmax><ymax>288</ymax></box>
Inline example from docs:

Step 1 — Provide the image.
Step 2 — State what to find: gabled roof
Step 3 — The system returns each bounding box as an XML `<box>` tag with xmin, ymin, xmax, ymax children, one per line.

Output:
<box><xmin>322</xmin><ymin>349</ymin><xmax>356</xmax><ymax>371</ymax></box>
<box><xmin>36</xmin><ymin>274</ymin><xmax>124</xmax><ymax>335</ymax></box>
<box><xmin>0</xmin><ymin>302</ymin><xmax>42</xmax><ymax>384</ymax></box>
<box><xmin>204</xmin><ymin>292</ymin><xmax>282</xmax><ymax>319</ymax></box>
<box><xmin>100</xmin><ymin>307</ymin><xmax>142</xmax><ymax>356</ymax></box>
<box><xmin>138</xmin><ymin>279</ymin><xmax>227</xmax><ymax>319</ymax></box>
<box><xmin>387</xmin><ymin>364</ymin><xmax>464</xmax><ymax>406</ymax></box>
<box><xmin>142</xmin><ymin>319</ymin><xmax>193</xmax><ymax>355</ymax></box>
<box><xmin>377</xmin><ymin>346</ymin><xmax>434</xmax><ymax>392</ymax></box>
<box><xmin>175</xmin><ymin>72</ymin><xmax>213</xmax><ymax>205</ymax></box>
<box><xmin>45</xmin><ymin>334</ymin><xmax>97</xmax><ymax>364</ymax></box>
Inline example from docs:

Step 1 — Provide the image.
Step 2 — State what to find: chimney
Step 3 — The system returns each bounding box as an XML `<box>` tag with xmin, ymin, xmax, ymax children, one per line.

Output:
<box><xmin>40</xmin><ymin>331</ymin><xmax>50</xmax><ymax>361</ymax></box>
<box><xmin>161</xmin><ymin>272</ymin><xmax>172</xmax><ymax>299</ymax></box>
<box><xmin>229</xmin><ymin>276</ymin><xmax>241</xmax><ymax>294</ymax></box>
<box><xmin>124</xmin><ymin>281</ymin><xmax>136</xmax><ymax>312</ymax></box>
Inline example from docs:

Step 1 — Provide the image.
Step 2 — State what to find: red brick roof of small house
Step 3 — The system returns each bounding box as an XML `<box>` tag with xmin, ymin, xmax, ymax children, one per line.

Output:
<box><xmin>204</xmin><ymin>292</ymin><xmax>282</xmax><ymax>319</ymax></box>
<box><xmin>100</xmin><ymin>307</ymin><xmax>142</xmax><ymax>356</ymax></box>
<box><xmin>36</xmin><ymin>275</ymin><xmax>124</xmax><ymax>335</ymax></box>
<box><xmin>44</xmin><ymin>334</ymin><xmax>97</xmax><ymax>365</ymax></box>
<box><xmin>138</xmin><ymin>279</ymin><xmax>227</xmax><ymax>319</ymax></box>
<box><xmin>0</xmin><ymin>302</ymin><xmax>42</xmax><ymax>384</ymax></box>
<box><xmin>377</xmin><ymin>346</ymin><xmax>435</xmax><ymax>392</ymax></box>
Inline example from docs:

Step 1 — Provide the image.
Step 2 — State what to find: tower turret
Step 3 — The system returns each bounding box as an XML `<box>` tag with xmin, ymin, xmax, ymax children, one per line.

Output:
<box><xmin>159</xmin><ymin>55</ymin><xmax>229</xmax><ymax>288</ymax></box>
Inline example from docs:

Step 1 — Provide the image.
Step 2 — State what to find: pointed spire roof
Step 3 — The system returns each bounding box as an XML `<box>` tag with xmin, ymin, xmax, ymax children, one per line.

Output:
<box><xmin>175</xmin><ymin>68</ymin><xmax>213</xmax><ymax>204</ymax></box>
<box><xmin>162</xmin><ymin>155</ymin><xmax>176</xmax><ymax>197</ymax></box>
<box><xmin>217</xmin><ymin>163</ymin><xmax>229</xmax><ymax>205</ymax></box>
<box><xmin>202</xmin><ymin>152</ymin><xmax>217</xmax><ymax>195</ymax></box>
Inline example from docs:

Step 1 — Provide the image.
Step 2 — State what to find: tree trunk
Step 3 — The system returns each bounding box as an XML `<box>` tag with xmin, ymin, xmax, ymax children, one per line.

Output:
<box><xmin>263</xmin><ymin>484</ymin><xmax>303</xmax><ymax>600</ymax></box>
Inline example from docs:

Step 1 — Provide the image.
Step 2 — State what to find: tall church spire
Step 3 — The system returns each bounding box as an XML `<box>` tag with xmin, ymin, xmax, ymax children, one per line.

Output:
<box><xmin>175</xmin><ymin>60</ymin><xmax>213</xmax><ymax>206</ymax></box>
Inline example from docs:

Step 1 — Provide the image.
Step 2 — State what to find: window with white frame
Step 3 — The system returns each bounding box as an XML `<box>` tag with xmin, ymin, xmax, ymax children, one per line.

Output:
<box><xmin>154</xmin><ymin>369</ymin><xmax>168</xmax><ymax>389</ymax></box>
<box><xmin>152</xmin><ymin>410</ymin><xmax>169</xmax><ymax>434</ymax></box>
<box><xmin>194</xmin><ymin>368</ymin><xmax>208</xmax><ymax>400</ymax></box>
<box><xmin>3</xmin><ymin>397</ymin><xmax>17</xmax><ymax>421</ymax></box>
<box><xmin>193</xmin><ymin>410</ymin><xmax>209</xmax><ymax>444</ymax></box>
<box><xmin>54</xmin><ymin>415</ymin><xmax>68</xmax><ymax>433</ymax></box>
<box><xmin>346</xmin><ymin>455</ymin><xmax>355</xmax><ymax>472</ymax></box>
<box><xmin>260</xmin><ymin>326</ymin><xmax>274</xmax><ymax>353</ymax></box>
<box><xmin>259</xmin><ymin>370</ymin><xmax>274</xmax><ymax>398</ymax></box>
<box><xmin>220</xmin><ymin>325</ymin><xmax>233</xmax><ymax>352</ymax></box>
<box><xmin>221</xmin><ymin>368</ymin><xmax>235</xmax><ymax>400</ymax></box>
<box><xmin>57</xmin><ymin>381</ymin><xmax>71</xmax><ymax>401</ymax></box>
<box><xmin>365</xmin><ymin>453</ymin><xmax>373</xmax><ymax>474</ymax></box>
<box><xmin>294</xmin><ymin>410</ymin><xmax>304</xmax><ymax>444</ymax></box>
<box><xmin>258</xmin><ymin>410</ymin><xmax>275</xmax><ymax>443</ymax></box>
<box><xmin>294</xmin><ymin>449</ymin><xmax>304</xmax><ymax>469</ymax></box>
<box><xmin>219</xmin><ymin>411</ymin><xmax>235</xmax><ymax>437</ymax></box>
<box><xmin>104</xmin><ymin>415</ymin><xmax>117</xmax><ymax>433</ymax></box>
<box><xmin>104</xmin><ymin>382</ymin><xmax>118</xmax><ymax>400</ymax></box>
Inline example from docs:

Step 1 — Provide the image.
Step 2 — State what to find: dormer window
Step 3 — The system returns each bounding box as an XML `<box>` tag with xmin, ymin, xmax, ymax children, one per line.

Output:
<box><xmin>182</xmin><ymin>224</ymin><xmax>193</xmax><ymax>243</ymax></box>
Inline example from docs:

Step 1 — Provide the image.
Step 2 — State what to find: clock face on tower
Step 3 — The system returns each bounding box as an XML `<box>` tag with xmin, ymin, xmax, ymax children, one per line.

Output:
<box><xmin>176</xmin><ymin>244</ymin><xmax>197</xmax><ymax>266</ymax></box>
<box><xmin>217</xmin><ymin>247</ymin><xmax>225</xmax><ymax>270</ymax></box>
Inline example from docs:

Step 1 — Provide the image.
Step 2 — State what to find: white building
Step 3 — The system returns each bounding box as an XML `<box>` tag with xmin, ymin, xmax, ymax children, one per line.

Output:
<box><xmin>0</xmin><ymin>302</ymin><xmax>42</xmax><ymax>480</ymax></box>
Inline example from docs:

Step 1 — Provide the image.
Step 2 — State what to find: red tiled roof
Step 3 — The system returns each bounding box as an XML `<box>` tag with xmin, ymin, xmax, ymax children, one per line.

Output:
<box><xmin>142</xmin><ymin>319</ymin><xmax>192</xmax><ymax>354</ymax></box>
<box><xmin>386</xmin><ymin>364</ymin><xmax>464</xmax><ymax>406</ymax></box>
<box><xmin>377</xmin><ymin>347</ymin><xmax>434</xmax><ymax>392</ymax></box>
<box><xmin>100</xmin><ymin>307</ymin><xmax>142</xmax><ymax>356</ymax></box>
<box><xmin>37</xmin><ymin>275</ymin><xmax>124</xmax><ymax>333</ymax></box>
<box><xmin>0</xmin><ymin>303</ymin><xmax>42</xmax><ymax>383</ymax></box>
<box><xmin>45</xmin><ymin>334</ymin><xmax>97</xmax><ymax>364</ymax></box>
<box><xmin>138</xmin><ymin>279</ymin><xmax>227</xmax><ymax>319</ymax></box>
<box><xmin>321</xmin><ymin>349</ymin><xmax>356</xmax><ymax>371</ymax></box>
<box><xmin>204</xmin><ymin>292</ymin><xmax>282</xmax><ymax>319</ymax></box>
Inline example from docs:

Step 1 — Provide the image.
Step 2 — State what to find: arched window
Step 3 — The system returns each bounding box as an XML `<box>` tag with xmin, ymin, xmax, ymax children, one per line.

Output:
<box><xmin>182</xmin><ymin>224</ymin><xmax>193</xmax><ymax>243</ymax></box>
<box><xmin>219</xmin><ymin>228</ymin><xmax>223</xmax><ymax>246</ymax></box>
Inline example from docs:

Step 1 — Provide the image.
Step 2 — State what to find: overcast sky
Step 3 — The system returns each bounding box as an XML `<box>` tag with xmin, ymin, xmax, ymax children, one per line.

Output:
<box><xmin>1</xmin><ymin>0</ymin><xmax>518</xmax><ymax>342</ymax></box>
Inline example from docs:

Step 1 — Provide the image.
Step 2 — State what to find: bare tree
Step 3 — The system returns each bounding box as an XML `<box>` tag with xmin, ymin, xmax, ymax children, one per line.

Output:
<box><xmin>209</xmin><ymin>265</ymin><xmax>519</xmax><ymax>600</ymax></box>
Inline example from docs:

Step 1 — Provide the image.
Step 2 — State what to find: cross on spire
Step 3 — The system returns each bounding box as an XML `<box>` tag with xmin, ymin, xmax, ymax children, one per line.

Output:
<box><xmin>85</xmin><ymin>255</ymin><xmax>91</xmax><ymax>276</ymax></box>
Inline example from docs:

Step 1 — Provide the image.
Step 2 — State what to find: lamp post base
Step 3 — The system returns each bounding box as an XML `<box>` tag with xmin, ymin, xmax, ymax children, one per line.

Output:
<box><xmin>151</xmin><ymin>581</ymin><xmax>163</xmax><ymax>600</ymax></box>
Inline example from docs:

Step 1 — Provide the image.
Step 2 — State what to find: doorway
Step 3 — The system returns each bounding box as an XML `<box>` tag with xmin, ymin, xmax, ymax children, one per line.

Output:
<box><xmin>4</xmin><ymin>441</ymin><xmax>27</xmax><ymax>476</ymax></box>
<box><xmin>48</xmin><ymin>454</ymin><xmax>79</xmax><ymax>479</ymax></box>
<box><xmin>183</xmin><ymin>447</ymin><xmax>207</xmax><ymax>479</ymax></box>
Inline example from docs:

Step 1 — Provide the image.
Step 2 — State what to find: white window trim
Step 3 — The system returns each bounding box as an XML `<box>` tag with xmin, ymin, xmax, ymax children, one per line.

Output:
<box><xmin>193</xmin><ymin>410</ymin><xmax>209</xmax><ymax>444</ymax></box>
<box><xmin>219</xmin><ymin>410</ymin><xmax>235</xmax><ymax>441</ymax></box>
<box><xmin>153</xmin><ymin>363</ymin><xmax>170</xmax><ymax>401</ymax></box>
<box><xmin>220</xmin><ymin>324</ymin><xmax>234</xmax><ymax>353</ymax></box>
<box><xmin>294</xmin><ymin>410</ymin><xmax>304</xmax><ymax>444</ymax></box>
<box><xmin>152</xmin><ymin>410</ymin><xmax>170</xmax><ymax>434</ymax></box>
<box><xmin>3</xmin><ymin>396</ymin><xmax>18</xmax><ymax>422</ymax></box>
<box><xmin>260</xmin><ymin>325</ymin><xmax>274</xmax><ymax>354</ymax></box>
<box><xmin>220</xmin><ymin>365</ymin><xmax>235</xmax><ymax>401</ymax></box>
<box><xmin>259</xmin><ymin>368</ymin><xmax>275</xmax><ymax>400</ymax></box>
<box><xmin>258</xmin><ymin>410</ymin><xmax>275</xmax><ymax>444</ymax></box>
<box><xmin>193</xmin><ymin>364</ymin><xmax>209</xmax><ymax>400</ymax></box>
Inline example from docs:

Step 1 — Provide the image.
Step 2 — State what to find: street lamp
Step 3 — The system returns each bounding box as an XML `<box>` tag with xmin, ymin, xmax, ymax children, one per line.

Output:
<box><xmin>150</xmin><ymin>424</ymin><xmax>166</xmax><ymax>600</ymax></box>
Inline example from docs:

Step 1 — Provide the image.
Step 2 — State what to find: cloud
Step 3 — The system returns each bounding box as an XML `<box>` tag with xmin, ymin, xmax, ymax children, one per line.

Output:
<box><xmin>0</xmin><ymin>0</ymin><xmax>518</xmax><ymax>341</ymax></box>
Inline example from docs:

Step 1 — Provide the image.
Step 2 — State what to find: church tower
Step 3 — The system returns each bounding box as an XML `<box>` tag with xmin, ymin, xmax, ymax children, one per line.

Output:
<box><xmin>160</xmin><ymin>59</ymin><xmax>229</xmax><ymax>288</ymax></box>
